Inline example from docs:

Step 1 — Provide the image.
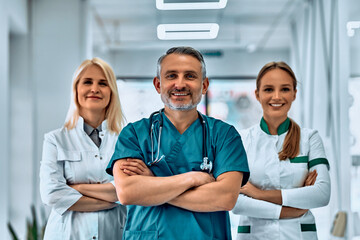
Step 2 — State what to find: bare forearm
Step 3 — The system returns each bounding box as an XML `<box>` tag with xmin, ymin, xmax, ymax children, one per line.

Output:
<box><xmin>258</xmin><ymin>189</ymin><xmax>282</xmax><ymax>205</ymax></box>
<box><xmin>280</xmin><ymin>206</ymin><xmax>308</xmax><ymax>219</ymax></box>
<box><xmin>72</xmin><ymin>183</ymin><xmax>118</xmax><ymax>203</ymax></box>
<box><xmin>169</xmin><ymin>172</ymin><xmax>243</xmax><ymax>212</ymax></box>
<box><xmin>113</xmin><ymin>160</ymin><xmax>212</xmax><ymax>206</ymax></box>
<box><xmin>169</xmin><ymin>182</ymin><xmax>237</xmax><ymax>212</ymax></box>
<box><xmin>240</xmin><ymin>182</ymin><xmax>282</xmax><ymax>205</ymax></box>
<box><xmin>68</xmin><ymin>196</ymin><xmax>117</xmax><ymax>212</ymax></box>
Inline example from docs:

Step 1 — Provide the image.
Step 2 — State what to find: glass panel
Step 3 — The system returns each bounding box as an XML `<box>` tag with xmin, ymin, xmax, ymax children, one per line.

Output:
<box><xmin>207</xmin><ymin>79</ymin><xmax>261</xmax><ymax>132</ymax></box>
<box><xmin>349</xmin><ymin>78</ymin><xmax>360</xmax><ymax>213</ymax></box>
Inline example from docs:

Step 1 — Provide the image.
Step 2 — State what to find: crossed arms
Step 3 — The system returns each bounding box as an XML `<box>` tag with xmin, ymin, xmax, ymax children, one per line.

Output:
<box><xmin>113</xmin><ymin>159</ymin><xmax>244</xmax><ymax>212</ymax></box>
<box><xmin>233</xmin><ymin>165</ymin><xmax>330</xmax><ymax>219</ymax></box>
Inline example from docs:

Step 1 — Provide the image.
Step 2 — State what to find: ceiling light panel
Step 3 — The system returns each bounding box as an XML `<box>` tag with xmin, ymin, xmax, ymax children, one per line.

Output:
<box><xmin>156</xmin><ymin>0</ymin><xmax>227</xmax><ymax>10</ymax></box>
<box><xmin>157</xmin><ymin>23</ymin><xmax>219</xmax><ymax>40</ymax></box>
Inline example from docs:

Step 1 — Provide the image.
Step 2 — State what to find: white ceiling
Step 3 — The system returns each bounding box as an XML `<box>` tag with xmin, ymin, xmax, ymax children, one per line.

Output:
<box><xmin>90</xmin><ymin>0</ymin><xmax>307</xmax><ymax>52</ymax></box>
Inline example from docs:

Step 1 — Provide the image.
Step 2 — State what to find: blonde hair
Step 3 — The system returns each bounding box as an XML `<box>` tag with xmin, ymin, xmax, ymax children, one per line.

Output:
<box><xmin>256</xmin><ymin>61</ymin><xmax>300</xmax><ymax>160</ymax></box>
<box><xmin>64</xmin><ymin>57</ymin><xmax>125</xmax><ymax>134</ymax></box>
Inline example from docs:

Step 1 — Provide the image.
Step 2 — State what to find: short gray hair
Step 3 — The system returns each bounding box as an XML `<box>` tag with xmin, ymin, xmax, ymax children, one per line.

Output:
<box><xmin>156</xmin><ymin>46</ymin><xmax>207</xmax><ymax>80</ymax></box>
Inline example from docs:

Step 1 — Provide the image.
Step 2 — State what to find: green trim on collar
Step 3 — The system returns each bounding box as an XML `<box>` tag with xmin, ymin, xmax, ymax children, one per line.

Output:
<box><xmin>238</xmin><ymin>226</ymin><xmax>251</xmax><ymax>233</ymax></box>
<box><xmin>301</xmin><ymin>224</ymin><xmax>317</xmax><ymax>232</ymax></box>
<box><xmin>260</xmin><ymin>117</ymin><xmax>290</xmax><ymax>135</ymax></box>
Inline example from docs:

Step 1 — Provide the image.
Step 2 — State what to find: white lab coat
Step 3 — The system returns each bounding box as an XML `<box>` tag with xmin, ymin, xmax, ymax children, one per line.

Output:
<box><xmin>40</xmin><ymin>117</ymin><xmax>126</xmax><ymax>240</ymax></box>
<box><xmin>233</xmin><ymin>121</ymin><xmax>330</xmax><ymax>240</ymax></box>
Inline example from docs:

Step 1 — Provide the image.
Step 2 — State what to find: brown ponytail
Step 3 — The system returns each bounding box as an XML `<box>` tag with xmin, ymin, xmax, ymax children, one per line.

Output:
<box><xmin>278</xmin><ymin>118</ymin><xmax>300</xmax><ymax>160</ymax></box>
<box><xmin>256</xmin><ymin>61</ymin><xmax>300</xmax><ymax>160</ymax></box>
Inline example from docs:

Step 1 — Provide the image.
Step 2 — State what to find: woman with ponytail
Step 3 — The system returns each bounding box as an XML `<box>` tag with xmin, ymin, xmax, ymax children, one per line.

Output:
<box><xmin>232</xmin><ymin>62</ymin><xmax>331</xmax><ymax>240</ymax></box>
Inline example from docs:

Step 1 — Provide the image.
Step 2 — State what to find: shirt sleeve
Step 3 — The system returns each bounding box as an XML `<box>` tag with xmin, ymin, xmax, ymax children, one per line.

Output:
<box><xmin>232</xmin><ymin>194</ymin><xmax>282</xmax><ymax>219</ymax></box>
<box><xmin>39</xmin><ymin>133</ymin><xmax>82</xmax><ymax>216</ymax></box>
<box><xmin>106</xmin><ymin>124</ymin><xmax>144</xmax><ymax>176</ymax></box>
<box><xmin>281</xmin><ymin>131</ymin><xmax>331</xmax><ymax>209</ymax></box>
<box><xmin>213</xmin><ymin>125</ymin><xmax>250</xmax><ymax>184</ymax></box>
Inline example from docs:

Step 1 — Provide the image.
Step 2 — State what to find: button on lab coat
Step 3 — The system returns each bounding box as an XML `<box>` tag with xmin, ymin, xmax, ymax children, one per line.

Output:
<box><xmin>232</xmin><ymin>119</ymin><xmax>330</xmax><ymax>240</ymax></box>
<box><xmin>40</xmin><ymin>117</ymin><xmax>126</xmax><ymax>240</ymax></box>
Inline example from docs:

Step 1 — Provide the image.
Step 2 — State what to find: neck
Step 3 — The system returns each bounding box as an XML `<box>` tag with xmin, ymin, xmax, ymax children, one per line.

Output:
<box><xmin>263</xmin><ymin>115</ymin><xmax>287</xmax><ymax>135</ymax></box>
<box><xmin>80</xmin><ymin>109</ymin><xmax>106</xmax><ymax>129</ymax></box>
<box><xmin>163</xmin><ymin>106</ymin><xmax>198</xmax><ymax>134</ymax></box>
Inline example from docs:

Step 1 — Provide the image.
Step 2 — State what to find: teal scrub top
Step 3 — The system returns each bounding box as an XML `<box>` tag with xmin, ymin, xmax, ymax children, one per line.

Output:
<box><xmin>106</xmin><ymin>112</ymin><xmax>249</xmax><ymax>240</ymax></box>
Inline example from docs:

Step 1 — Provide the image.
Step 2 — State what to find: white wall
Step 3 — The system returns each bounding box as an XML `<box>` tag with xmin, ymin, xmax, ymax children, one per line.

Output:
<box><xmin>0</xmin><ymin>0</ymin><xmax>10</xmax><ymax>238</ymax></box>
<box><xmin>0</xmin><ymin>0</ymin><xmax>28</xmax><ymax>238</ymax></box>
<box><xmin>351</xmin><ymin>47</ymin><xmax>360</xmax><ymax>77</ymax></box>
<box><xmin>9</xmin><ymin>33</ymin><xmax>34</xmax><ymax>238</ymax></box>
<box><xmin>8</xmin><ymin>0</ymin><xmax>28</xmax><ymax>35</ymax></box>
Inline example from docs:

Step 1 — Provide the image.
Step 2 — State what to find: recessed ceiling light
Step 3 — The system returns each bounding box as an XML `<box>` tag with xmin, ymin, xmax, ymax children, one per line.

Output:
<box><xmin>157</xmin><ymin>23</ymin><xmax>220</xmax><ymax>40</ymax></box>
<box><xmin>156</xmin><ymin>0</ymin><xmax>227</xmax><ymax>10</ymax></box>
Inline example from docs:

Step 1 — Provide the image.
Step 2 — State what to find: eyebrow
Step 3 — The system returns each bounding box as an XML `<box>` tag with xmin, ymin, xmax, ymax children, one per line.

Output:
<box><xmin>262</xmin><ymin>84</ymin><xmax>292</xmax><ymax>88</ymax></box>
<box><xmin>164</xmin><ymin>70</ymin><xmax>198</xmax><ymax>75</ymax></box>
<box><xmin>185</xmin><ymin>70</ymin><xmax>198</xmax><ymax>75</ymax></box>
<box><xmin>82</xmin><ymin>78</ymin><xmax>107</xmax><ymax>81</ymax></box>
<box><xmin>164</xmin><ymin>70</ymin><xmax>178</xmax><ymax>75</ymax></box>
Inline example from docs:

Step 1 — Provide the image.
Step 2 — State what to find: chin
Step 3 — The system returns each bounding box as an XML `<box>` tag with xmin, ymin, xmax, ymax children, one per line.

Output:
<box><xmin>265</xmin><ymin>111</ymin><xmax>288</xmax><ymax>119</ymax></box>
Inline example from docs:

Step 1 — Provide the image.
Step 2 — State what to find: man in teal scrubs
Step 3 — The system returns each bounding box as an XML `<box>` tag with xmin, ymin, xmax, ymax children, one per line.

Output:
<box><xmin>106</xmin><ymin>46</ymin><xmax>249</xmax><ymax>240</ymax></box>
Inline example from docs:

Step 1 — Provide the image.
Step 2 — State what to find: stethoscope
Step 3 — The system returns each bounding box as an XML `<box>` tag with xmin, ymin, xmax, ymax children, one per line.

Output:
<box><xmin>148</xmin><ymin>108</ymin><xmax>213</xmax><ymax>173</ymax></box>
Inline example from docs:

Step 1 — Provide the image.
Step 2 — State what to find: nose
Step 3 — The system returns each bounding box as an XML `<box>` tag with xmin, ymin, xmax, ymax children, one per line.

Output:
<box><xmin>174</xmin><ymin>75</ymin><xmax>186</xmax><ymax>89</ymax></box>
<box><xmin>273</xmin><ymin>89</ymin><xmax>281</xmax><ymax>99</ymax></box>
<box><xmin>91</xmin><ymin>84</ymin><xmax>100</xmax><ymax>93</ymax></box>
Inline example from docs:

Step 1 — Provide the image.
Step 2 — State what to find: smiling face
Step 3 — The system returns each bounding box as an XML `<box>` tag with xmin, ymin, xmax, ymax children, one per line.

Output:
<box><xmin>77</xmin><ymin>64</ymin><xmax>111</xmax><ymax>116</ymax></box>
<box><xmin>153</xmin><ymin>53</ymin><xmax>209</xmax><ymax>111</ymax></box>
<box><xmin>255</xmin><ymin>68</ymin><xmax>297</xmax><ymax>122</ymax></box>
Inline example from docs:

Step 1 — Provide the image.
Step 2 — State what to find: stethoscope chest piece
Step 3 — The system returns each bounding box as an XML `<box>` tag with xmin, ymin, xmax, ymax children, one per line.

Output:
<box><xmin>200</xmin><ymin>157</ymin><xmax>213</xmax><ymax>173</ymax></box>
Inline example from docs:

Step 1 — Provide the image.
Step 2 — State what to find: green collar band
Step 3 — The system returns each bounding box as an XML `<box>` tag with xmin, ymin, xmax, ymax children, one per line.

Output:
<box><xmin>260</xmin><ymin>117</ymin><xmax>290</xmax><ymax>135</ymax></box>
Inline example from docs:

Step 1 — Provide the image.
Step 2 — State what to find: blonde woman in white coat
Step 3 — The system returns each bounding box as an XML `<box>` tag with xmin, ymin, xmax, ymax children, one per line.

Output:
<box><xmin>232</xmin><ymin>61</ymin><xmax>330</xmax><ymax>240</ymax></box>
<box><xmin>40</xmin><ymin>58</ymin><xmax>127</xmax><ymax>240</ymax></box>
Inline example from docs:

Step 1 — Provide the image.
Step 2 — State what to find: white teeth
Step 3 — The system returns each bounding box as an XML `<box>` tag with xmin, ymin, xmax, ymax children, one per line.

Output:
<box><xmin>270</xmin><ymin>104</ymin><xmax>282</xmax><ymax>107</ymax></box>
<box><xmin>173</xmin><ymin>93</ymin><xmax>188</xmax><ymax>96</ymax></box>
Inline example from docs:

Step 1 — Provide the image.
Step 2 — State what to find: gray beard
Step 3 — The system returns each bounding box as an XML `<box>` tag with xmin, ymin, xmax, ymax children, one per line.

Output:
<box><xmin>161</xmin><ymin>94</ymin><xmax>201</xmax><ymax>111</ymax></box>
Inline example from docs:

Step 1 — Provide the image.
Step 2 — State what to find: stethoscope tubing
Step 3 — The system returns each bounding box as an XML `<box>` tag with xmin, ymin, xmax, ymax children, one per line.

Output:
<box><xmin>148</xmin><ymin>108</ymin><xmax>211</xmax><ymax>172</ymax></box>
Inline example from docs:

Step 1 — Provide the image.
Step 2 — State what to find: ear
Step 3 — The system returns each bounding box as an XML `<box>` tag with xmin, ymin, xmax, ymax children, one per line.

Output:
<box><xmin>255</xmin><ymin>89</ymin><xmax>260</xmax><ymax>101</ymax></box>
<box><xmin>293</xmin><ymin>89</ymin><xmax>297</xmax><ymax>101</ymax></box>
<box><xmin>153</xmin><ymin>77</ymin><xmax>161</xmax><ymax>94</ymax></box>
<box><xmin>202</xmin><ymin>78</ymin><xmax>209</xmax><ymax>95</ymax></box>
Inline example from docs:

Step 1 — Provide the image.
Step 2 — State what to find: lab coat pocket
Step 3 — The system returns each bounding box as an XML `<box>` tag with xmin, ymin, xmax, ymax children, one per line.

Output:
<box><xmin>123</xmin><ymin>230</ymin><xmax>158</xmax><ymax>240</ymax></box>
<box><xmin>56</xmin><ymin>149</ymin><xmax>82</xmax><ymax>183</ymax></box>
<box><xmin>57</xmin><ymin>149</ymin><xmax>81</xmax><ymax>161</ymax></box>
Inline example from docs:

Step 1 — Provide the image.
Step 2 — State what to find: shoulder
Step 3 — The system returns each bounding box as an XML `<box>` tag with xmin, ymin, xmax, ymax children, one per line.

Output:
<box><xmin>44</xmin><ymin>126</ymin><xmax>69</xmax><ymax>142</ymax></box>
<box><xmin>300</xmin><ymin>128</ymin><xmax>321</xmax><ymax>141</ymax></box>
<box><xmin>44</xmin><ymin>126</ymin><xmax>86</xmax><ymax>150</ymax></box>
<box><xmin>239</xmin><ymin>124</ymin><xmax>258</xmax><ymax>138</ymax></box>
<box><xmin>204</xmin><ymin>115</ymin><xmax>236</xmax><ymax>134</ymax></box>
<box><xmin>121</xmin><ymin>117</ymin><xmax>151</xmax><ymax>134</ymax></box>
